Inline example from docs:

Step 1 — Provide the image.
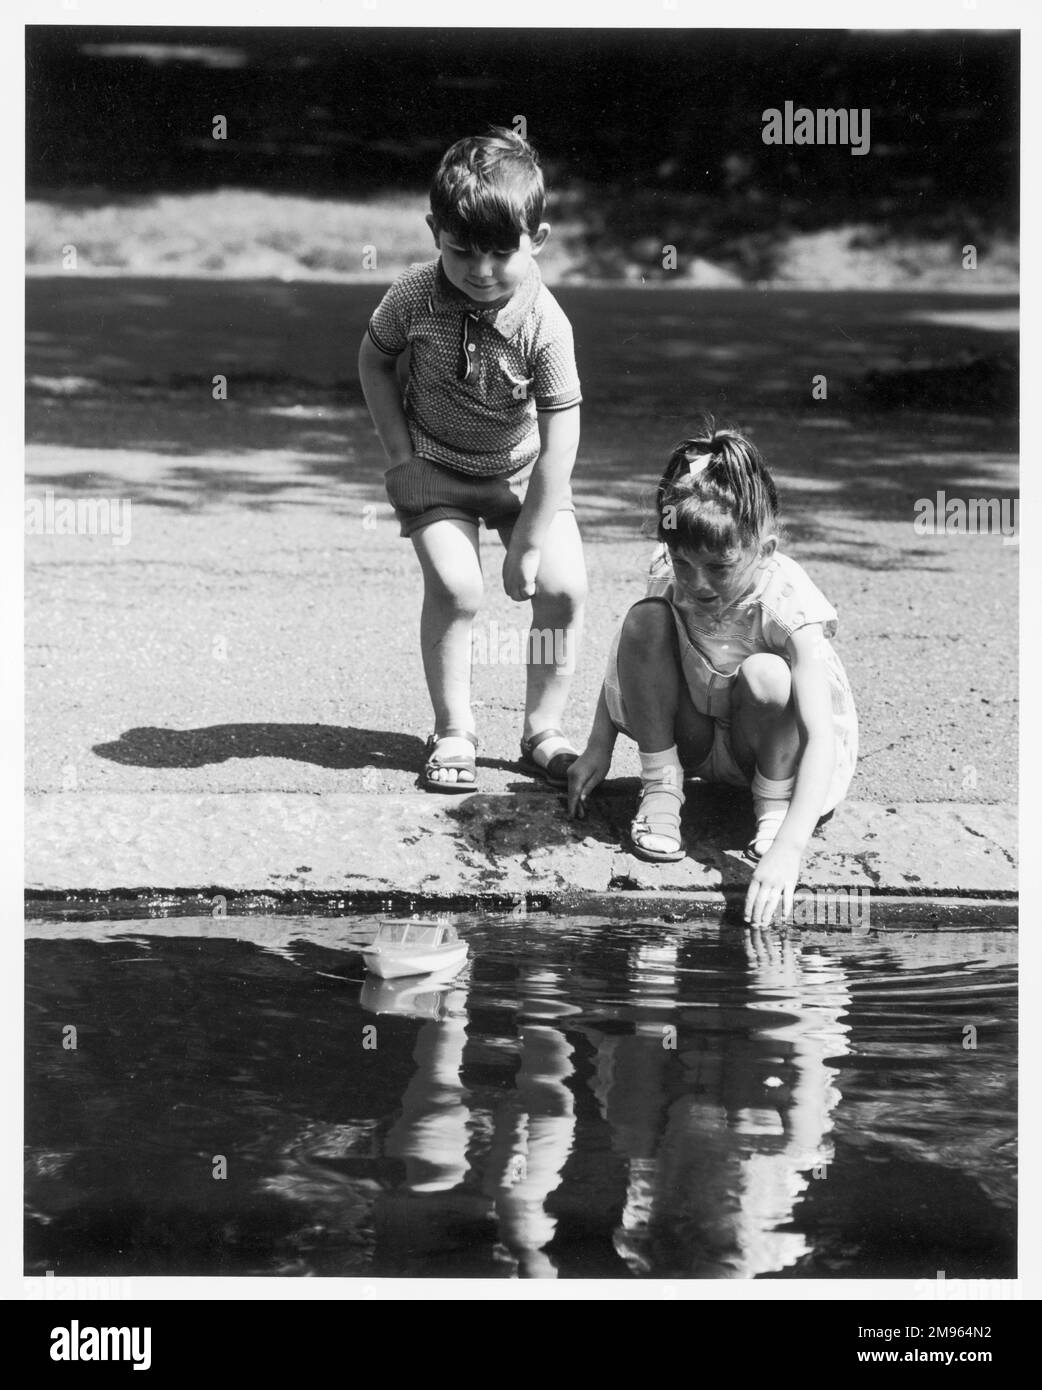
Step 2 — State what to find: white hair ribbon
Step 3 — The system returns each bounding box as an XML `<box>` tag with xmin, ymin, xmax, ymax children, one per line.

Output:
<box><xmin>687</xmin><ymin>453</ymin><xmax>714</xmax><ymax>477</ymax></box>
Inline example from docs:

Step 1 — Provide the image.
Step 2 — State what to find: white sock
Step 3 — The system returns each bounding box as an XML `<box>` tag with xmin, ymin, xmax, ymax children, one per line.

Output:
<box><xmin>529</xmin><ymin>733</ymin><xmax>574</xmax><ymax>766</ymax></box>
<box><xmin>639</xmin><ymin>746</ymin><xmax>684</xmax><ymax>793</ymax></box>
<box><xmin>750</xmin><ymin>770</ymin><xmax>795</xmax><ymax>854</ymax></box>
<box><xmin>634</xmin><ymin>746</ymin><xmax>684</xmax><ymax>854</ymax></box>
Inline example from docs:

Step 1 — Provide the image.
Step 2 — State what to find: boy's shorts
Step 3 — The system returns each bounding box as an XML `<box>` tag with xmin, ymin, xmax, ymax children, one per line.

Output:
<box><xmin>384</xmin><ymin>455</ymin><xmax>574</xmax><ymax>539</ymax></box>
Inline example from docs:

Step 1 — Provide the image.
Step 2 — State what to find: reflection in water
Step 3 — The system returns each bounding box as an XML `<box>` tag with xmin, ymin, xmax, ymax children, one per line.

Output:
<box><xmin>483</xmin><ymin>969</ymin><xmax>577</xmax><ymax>1278</ymax></box>
<box><xmin>583</xmin><ymin>932</ymin><xmax>851</xmax><ymax>1278</ymax></box>
<box><xmin>586</xmin><ymin>941</ymin><xmax>680</xmax><ymax>1275</ymax></box>
<box><xmin>24</xmin><ymin>917</ymin><xmax>1017</xmax><ymax>1279</ymax></box>
<box><xmin>362</xmin><ymin>968</ymin><xmax>490</xmax><ymax>1276</ymax></box>
<box><xmin>382</xmin><ymin>986</ymin><xmax>471</xmax><ymax>1194</ymax></box>
<box><xmin>657</xmin><ymin>931</ymin><xmax>849</xmax><ymax>1278</ymax></box>
<box><xmin>364</xmin><ymin>964</ymin><xmax>577</xmax><ymax>1278</ymax></box>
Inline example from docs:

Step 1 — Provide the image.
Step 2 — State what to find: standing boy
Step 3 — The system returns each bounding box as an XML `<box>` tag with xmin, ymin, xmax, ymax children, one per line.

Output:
<box><xmin>359</xmin><ymin>128</ymin><xmax>586</xmax><ymax>791</ymax></box>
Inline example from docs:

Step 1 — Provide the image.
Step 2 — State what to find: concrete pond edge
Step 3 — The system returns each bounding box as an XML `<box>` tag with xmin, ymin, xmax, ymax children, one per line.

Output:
<box><xmin>25</xmin><ymin>885</ymin><xmax>1018</xmax><ymax>931</ymax></box>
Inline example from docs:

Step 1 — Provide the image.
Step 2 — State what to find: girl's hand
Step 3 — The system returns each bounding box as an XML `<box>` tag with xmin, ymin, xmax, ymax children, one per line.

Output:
<box><xmin>567</xmin><ymin>745</ymin><xmax>612</xmax><ymax>818</ymax></box>
<box><xmin>503</xmin><ymin>545</ymin><xmax>541</xmax><ymax>602</ymax></box>
<box><xmin>744</xmin><ymin>840</ymin><xmax>803</xmax><ymax>927</ymax></box>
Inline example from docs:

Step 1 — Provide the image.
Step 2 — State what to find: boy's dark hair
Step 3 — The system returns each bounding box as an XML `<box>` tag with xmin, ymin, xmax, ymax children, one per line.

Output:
<box><xmin>430</xmin><ymin>127</ymin><xmax>547</xmax><ymax>250</ymax></box>
<box><xmin>656</xmin><ymin>417</ymin><xmax>779</xmax><ymax>552</ymax></box>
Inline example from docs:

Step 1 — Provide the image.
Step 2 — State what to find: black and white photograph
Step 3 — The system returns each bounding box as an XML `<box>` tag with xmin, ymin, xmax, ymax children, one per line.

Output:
<box><xmin>18</xmin><ymin>1</ymin><xmax>1028</xmax><ymax>1314</ymax></box>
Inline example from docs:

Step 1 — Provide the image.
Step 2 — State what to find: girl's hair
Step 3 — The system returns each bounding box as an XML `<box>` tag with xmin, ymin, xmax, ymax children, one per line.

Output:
<box><xmin>429</xmin><ymin>127</ymin><xmax>547</xmax><ymax>251</ymax></box>
<box><xmin>655</xmin><ymin>418</ymin><xmax>779</xmax><ymax>552</ymax></box>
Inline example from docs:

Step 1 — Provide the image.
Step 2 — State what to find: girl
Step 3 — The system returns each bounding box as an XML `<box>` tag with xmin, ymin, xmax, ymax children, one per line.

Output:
<box><xmin>567</xmin><ymin>424</ymin><xmax>858</xmax><ymax>927</ymax></box>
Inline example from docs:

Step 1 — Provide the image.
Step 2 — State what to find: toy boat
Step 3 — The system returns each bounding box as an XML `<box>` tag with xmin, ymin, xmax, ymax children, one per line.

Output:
<box><xmin>361</xmin><ymin>919</ymin><xmax>469</xmax><ymax>980</ymax></box>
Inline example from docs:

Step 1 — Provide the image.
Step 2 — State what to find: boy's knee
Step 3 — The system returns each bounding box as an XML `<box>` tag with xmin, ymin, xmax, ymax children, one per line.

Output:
<box><xmin>534</xmin><ymin>572</ymin><xmax>587</xmax><ymax>616</ymax></box>
<box><xmin>620</xmin><ymin>598</ymin><xmax>674</xmax><ymax>652</ymax></box>
<box><xmin>737</xmin><ymin>653</ymin><xmax>791</xmax><ymax>707</ymax></box>
<box><xmin>426</xmin><ymin>572</ymin><xmax>484</xmax><ymax>617</ymax></box>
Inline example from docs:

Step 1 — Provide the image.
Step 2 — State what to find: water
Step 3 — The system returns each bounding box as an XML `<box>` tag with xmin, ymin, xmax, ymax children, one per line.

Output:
<box><xmin>25</xmin><ymin>913</ymin><xmax>1017</xmax><ymax>1280</ymax></box>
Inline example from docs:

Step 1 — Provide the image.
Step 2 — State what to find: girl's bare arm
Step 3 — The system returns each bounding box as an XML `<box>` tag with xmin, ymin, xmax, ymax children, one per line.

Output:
<box><xmin>773</xmin><ymin>624</ymin><xmax>837</xmax><ymax>851</ymax></box>
<box><xmin>744</xmin><ymin>624</ymin><xmax>836</xmax><ymax>924</ymax></box>
<box><xmin>567</xmin><ymin>686</ymin><xmax>619</xmax><ymax>818</ymax></box>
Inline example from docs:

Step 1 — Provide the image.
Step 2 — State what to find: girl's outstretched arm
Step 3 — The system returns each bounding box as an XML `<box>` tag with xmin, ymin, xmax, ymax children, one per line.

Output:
<box><xmin>744</xmin><ymin>624</ymin><xmax>836</xmax><ymax>926</ymax></box>
<box><xmin>567</xmin><ymin>686</ymin><xmax>618</xmax><ymax>819</ymax></box>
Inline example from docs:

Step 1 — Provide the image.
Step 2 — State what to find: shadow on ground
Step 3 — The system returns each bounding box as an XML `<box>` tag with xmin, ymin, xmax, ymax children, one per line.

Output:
<box><xmin>26</xmin><ymin>281</ymin><xmax>1018</xmax><ymax>566</ymax></box>
<box><xmin>93</xmin><ymin>724</ymin><xmax>427</xmax><ymax>773</ymax></box>
<box><xmin>91</xmin><ymin>723</ymin><xmax>592</xmax><ymax>790</ymax></box>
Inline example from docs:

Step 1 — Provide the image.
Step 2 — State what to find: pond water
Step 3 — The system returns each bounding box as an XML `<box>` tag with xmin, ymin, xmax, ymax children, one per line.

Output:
<box><xmin>25</xmin><ymin>913</ymin><xmax>1017</xmax><ymax>1280</ymax></box>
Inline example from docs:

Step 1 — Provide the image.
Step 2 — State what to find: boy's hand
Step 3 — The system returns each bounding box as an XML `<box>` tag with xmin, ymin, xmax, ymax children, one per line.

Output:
<box><xmin>743</xmin><ymin>841</ymin><xmax>803</xmax><ymax>928</ymax></box>
<box><xmin>567</xmin><ymin>745</ymin><xmax>612</xmax><ymax>819</ymax></box>
<box><xmin>503</xmin><ymin>545</ymin><xmax>540</xmax><ymax>602</ymax></box>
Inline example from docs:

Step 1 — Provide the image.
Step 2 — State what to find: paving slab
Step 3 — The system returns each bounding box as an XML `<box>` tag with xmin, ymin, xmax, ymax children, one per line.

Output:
<box><xmin>25</xmin><ymin>791</ymin><xmax>1017</xmax><ymax>902</ymax></box>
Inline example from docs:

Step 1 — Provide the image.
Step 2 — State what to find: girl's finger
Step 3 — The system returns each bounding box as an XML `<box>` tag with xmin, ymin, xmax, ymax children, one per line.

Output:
<box><xmin>743</xmin><ymin>884</ymin><xmax>756</xmax><ymax>922</ymax></box>
<box><xmin>782</xmin><ymin>882</ymin><xmax>795</xmax><ymax>922</ymax></box>
<box><xmin>745</xmin><ymin>874</ymin><xmax>767</xmax><ymax>921</ymax></box>
<box><xmin>756</xmin><ymin>887</ymin><xmax>779</xmax><ymax>928</ymax></box>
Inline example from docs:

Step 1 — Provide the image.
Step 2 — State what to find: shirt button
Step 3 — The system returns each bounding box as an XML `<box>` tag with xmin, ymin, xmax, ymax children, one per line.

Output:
<box><xmin>468</xmin><ymin>344</ymin><xmax>476</xmax><ymax>352</ymax></box>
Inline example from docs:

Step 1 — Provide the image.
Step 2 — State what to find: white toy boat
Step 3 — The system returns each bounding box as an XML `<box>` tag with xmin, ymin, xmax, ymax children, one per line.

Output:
<box><xmin>361</xmin><ymin>920</ymin><xmax>469</xmax><ymax>980</ymax></box>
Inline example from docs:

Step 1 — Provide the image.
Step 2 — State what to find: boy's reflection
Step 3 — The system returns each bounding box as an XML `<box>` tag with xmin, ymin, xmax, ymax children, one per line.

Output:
<box><xmin>482</xmin><ymin>968</ymin><xmax>577</xmax><ymax>1278</ymax></box>
<box><xmin>366</xmin><ymin>962</ymin><xmax>577</xmax><ymax>1278</ymax></box>
<box><xmin>365</xmin><ymin>971</ymin><xmax>497</xmax><ymax>1277</ymax></box>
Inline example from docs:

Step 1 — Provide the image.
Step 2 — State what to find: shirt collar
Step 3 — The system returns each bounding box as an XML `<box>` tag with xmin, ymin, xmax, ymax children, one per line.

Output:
<box><xmin>431</xmin><ymin>259</ymin><xmax>541</xmax><ymax>340</ymax></box>
<box><xmin>717</xmin><ymin>557</ymin><xmax>777</xmax><ymax>617</ymax></box>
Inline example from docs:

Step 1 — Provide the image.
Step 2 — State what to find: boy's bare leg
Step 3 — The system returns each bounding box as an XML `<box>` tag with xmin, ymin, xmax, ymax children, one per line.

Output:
<box><xmin>411</xmin><ymin>517</ymin><xmax>484</xmax><ymax>784</ymax></box>
<box><xmin>500</xmin><ymin>510</ymin><xmax>587</xmax><ymax>745</ymax></box>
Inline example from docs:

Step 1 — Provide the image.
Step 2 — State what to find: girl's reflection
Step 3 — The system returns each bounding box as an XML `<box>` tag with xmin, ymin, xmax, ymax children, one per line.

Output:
<box><xmin>589</xmin><ymin>929</ymin><xmax>851</xmax><ymax>1278</ymax></box>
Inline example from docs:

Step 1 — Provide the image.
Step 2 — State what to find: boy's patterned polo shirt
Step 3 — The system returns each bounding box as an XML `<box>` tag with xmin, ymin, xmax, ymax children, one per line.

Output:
<box><xmin>367</xmin><ymin>259</ymin><xmax>582</xmax><ymax>478</ymax></box>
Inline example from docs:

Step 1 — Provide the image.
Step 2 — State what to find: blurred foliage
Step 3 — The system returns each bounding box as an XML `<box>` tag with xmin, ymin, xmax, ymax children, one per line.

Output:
<box><xmin>28</xmin><ymin>27</ymin><xmax>1017</xmax><ymax>223</ymax></box>
<box><xmin>26</xmin><ymin>28</ymin><xmax>1018</xmax><ymax>286</ymax></box>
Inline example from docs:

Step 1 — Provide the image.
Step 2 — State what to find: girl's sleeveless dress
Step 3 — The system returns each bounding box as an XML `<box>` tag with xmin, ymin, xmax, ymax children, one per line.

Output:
<box><xmin>602</xmin><ymin>546</ymin><xmax>858</xmax><ymax>813</ymax></box>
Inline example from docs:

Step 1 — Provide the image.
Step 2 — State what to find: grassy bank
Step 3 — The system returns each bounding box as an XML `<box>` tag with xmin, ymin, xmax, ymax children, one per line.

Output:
<box><xmin>27</xmin><ymin>188</ymin><xmax>1019</xmax><ymax>290</ymax></box>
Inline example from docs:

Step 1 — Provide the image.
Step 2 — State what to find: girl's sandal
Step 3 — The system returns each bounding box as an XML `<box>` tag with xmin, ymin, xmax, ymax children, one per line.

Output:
<box><xmin>746</xmin><ymin>805</ymin><xmax>832</xmax><ymax>860</ymax></box>
<box><xmin>629</xmin><ymin>782</ymin><xmax>686</xmax><ymax>863</ymax></box>
<box><xmin>423</xmin><ymin>729</ymin><xmax>479</xmax><ymax>794</ymax></box>
<box><xmin>518</xmin><ymin>728</ymin><xmax>579</xmax><ymax>789</ymax></box>
<box><xmin>746</xmin><ymin>804</ymin><xmax>790</xmax><ymax>860</ymax></box>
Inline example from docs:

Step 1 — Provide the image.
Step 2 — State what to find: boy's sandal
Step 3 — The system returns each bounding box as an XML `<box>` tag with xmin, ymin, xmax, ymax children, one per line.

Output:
<box><xmin>629</xmin><ymin>782</ymin><xmax>686</xmax><ymax>863</ymax></box>
<box><xmin>518</xmin><ymin>728</ymin><xmax>579</xmax><ymax>789</ymax></box>
<box><xmin>423</xmin><ymin>729</ymin><xmax>478</xmax><ymax>794</ymax></box>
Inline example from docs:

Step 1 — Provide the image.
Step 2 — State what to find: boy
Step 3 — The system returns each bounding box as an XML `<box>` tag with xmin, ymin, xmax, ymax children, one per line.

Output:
<box><xmin>358</xmin><ymin>127</ymin><xmax>587</xmax><ymax>791</ymax></box>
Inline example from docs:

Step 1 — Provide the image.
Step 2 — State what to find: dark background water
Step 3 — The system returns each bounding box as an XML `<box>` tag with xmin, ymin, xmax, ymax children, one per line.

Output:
<box><xmin>25</xmin><ymin>915</ymin><xmax>1016</xmax><ymax>1280</ymax></box>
